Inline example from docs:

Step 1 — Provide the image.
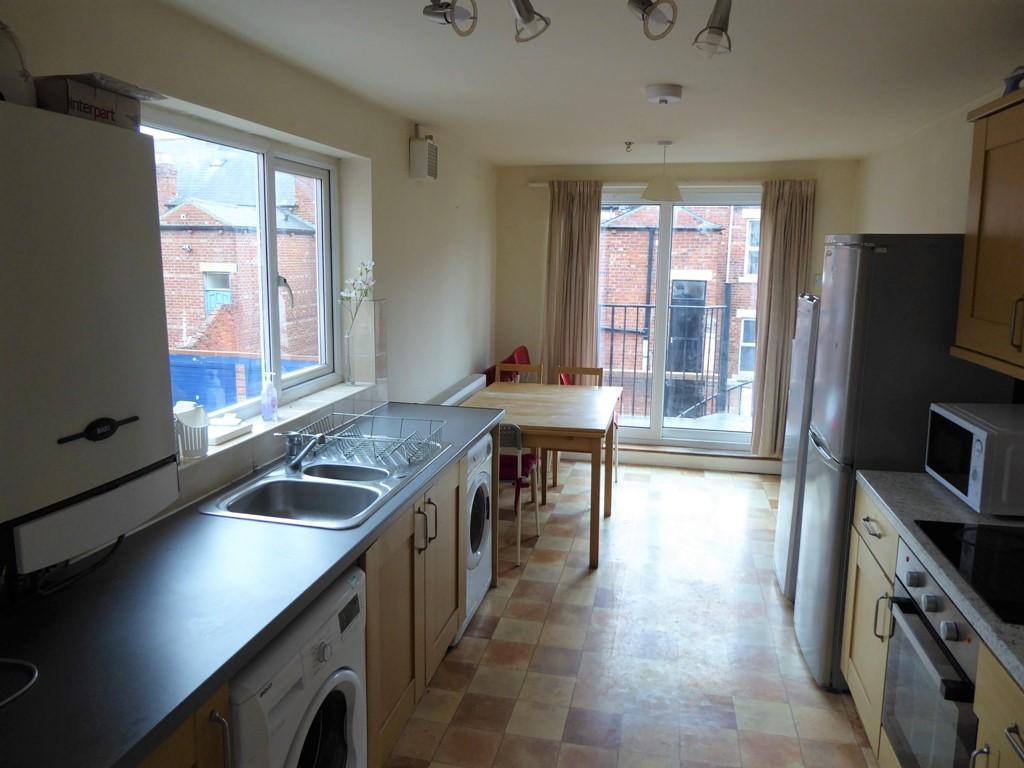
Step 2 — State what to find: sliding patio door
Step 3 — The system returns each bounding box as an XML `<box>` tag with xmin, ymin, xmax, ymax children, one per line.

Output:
<box><xmin>598</xmin><ymin>187</ymin><xmax>762</xmax><ymax>450</ymax></box>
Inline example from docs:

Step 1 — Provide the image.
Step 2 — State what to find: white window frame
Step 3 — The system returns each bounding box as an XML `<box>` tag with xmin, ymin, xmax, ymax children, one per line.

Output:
<box><xmin>598</xmin><ymin>185</ymin><xmax>762</xmax><ymax>452</ymax></box>
<box><xmin>143</xmin><ymin>109</ymin><xmax>342</xmax><ymax>417</ymax></box>
<box><xmin>744</xmin><ymin>218</ymin><xmax>760</xmax><ymax>277</ymax></box>
<box><xmin>739</xmin><ymin>318</ymin><xmax>756</xmax><ymax>374</ymax></box>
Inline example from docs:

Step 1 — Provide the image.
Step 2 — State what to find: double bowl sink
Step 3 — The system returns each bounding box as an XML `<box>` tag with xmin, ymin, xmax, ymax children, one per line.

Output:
<box><xmin>202</xmin><ymin>458</ymin><xmax>428</xmax><ymax>530</ymax></box>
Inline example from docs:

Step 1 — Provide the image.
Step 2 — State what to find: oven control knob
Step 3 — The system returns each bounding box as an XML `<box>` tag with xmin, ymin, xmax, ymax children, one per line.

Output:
<box><xmin>316</xmin><ymin>641</ymin><xmax>333</xmax><ymax>663</ymax></box>
<box><xmin>921</xmin><ymin>594</ymin><xmax>941</xmax><ymax>612</ymax></box>
<box><xmin>940</xmin><ymin>621</ymin><xmax>960</xmax><ymax>641</ymax></box>
<box><xmin>974</xmin><ymin>439</ymin><xmax>984</xmax><ymax>457</ymax></box>
<box><xmin>905</xmin><ymin>571</ymin><xmax>926</xmax><ymax>588</ymax></box>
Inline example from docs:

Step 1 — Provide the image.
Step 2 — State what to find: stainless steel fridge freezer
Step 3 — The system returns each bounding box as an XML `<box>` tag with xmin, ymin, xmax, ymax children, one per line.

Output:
<box><xmin>773</xmin><ymin>294</ymin><xmax>820</xmax><ymax>602</ymax></box>
<box><xmin>793</xmin><ymin>234</ymin><xmax>1014</xmax><ymax>690</ymax></box>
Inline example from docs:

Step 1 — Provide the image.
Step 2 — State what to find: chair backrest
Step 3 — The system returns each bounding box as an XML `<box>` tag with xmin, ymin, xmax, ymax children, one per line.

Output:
<box><xmin>496</xmin><ymin>363</ymin><xmax>544</xmax><ymax>384</ymax></box>
<box><xmin>555</xmin><ymin>366</ymin><xmax>604</xmax><ymax>386</ymax></box>
<box><xmin>484</xmin><ymin>346</ymin><xmax>533</xmax><ymax>385</ymax></box>
<box><xmin>499</xmin><ymin>422</ymin><xmax>523</xmax><ymax>450</ymax></box>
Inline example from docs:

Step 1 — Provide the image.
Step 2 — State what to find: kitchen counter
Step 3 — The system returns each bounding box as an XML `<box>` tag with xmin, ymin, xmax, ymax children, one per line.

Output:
<box><xmin>0</xmin><ymin>402</ymin><xmax>503</xmax><ymax>768</ymax></box>
<box><xmin>857</xmin><ymin>470</ymin><xmax>1024</xmax><ymax>689</ymax></box>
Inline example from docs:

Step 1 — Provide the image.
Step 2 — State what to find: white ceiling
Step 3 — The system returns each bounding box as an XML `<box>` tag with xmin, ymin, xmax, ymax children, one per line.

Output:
<box><xmin>164</xmin><ymin>0</ymin><xmax>1024</xmax><ymax>165</ymax></box>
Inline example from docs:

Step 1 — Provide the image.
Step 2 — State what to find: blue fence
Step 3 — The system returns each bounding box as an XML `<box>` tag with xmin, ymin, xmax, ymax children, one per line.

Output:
<box><xmin>169</xmin><ymin>354</ymin><xmax>310</xmax><ymax>410</ymax></box>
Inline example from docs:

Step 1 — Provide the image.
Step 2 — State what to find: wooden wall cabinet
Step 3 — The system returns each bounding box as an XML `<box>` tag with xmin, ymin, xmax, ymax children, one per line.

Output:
<box><xmin>952</xmin><ymin>90</ymin><xmax>1024</xmax><ymax>379</ymax></box>
<box><xmin>364</xmin><ymin>462</ymin><xmax>465</xmax><ymax>768</ymax></box>
<box><xmin>139</xmin><ymin>685</ymin><xmax>231</xmax><ymax>768</ymax></box>
<box><xmin>973</xmin><ymin>644</ymin><xmax>1024</xmax><ymax>767</ymax></box>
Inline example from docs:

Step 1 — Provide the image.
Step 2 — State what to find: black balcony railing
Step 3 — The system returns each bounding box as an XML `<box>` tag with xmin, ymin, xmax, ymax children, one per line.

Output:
<box><xmin>600</xmin><ymin>293</ymin><xmax>749</xmax><ymax>424</ymax></box>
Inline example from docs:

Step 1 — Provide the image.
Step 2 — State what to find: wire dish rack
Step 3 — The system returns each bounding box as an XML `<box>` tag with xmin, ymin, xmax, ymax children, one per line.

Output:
<box><xmin>296</xmin><ymin>411</ymin><xmax>446</xmax><ymax>469</ymax></box>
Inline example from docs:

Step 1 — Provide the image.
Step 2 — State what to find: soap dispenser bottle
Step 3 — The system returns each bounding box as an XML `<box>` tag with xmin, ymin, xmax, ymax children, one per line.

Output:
<box><xmin>261</xmin><ymin>372</ymin><xmax>278</xmax><ymax>421</ymax></box>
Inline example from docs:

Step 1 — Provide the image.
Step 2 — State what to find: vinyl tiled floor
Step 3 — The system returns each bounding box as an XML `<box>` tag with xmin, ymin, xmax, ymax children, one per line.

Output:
<box><xmin>388</xmin><ymin>462</ymin><xmax>876</xmax><ymax>768</ymax></box>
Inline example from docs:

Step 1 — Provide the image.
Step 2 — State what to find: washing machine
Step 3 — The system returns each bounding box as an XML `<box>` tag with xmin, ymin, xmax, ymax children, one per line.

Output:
<box><xmin>232</xmin><ymin>566</ymin><xmax>367</xmax><ymax>768</ymax></box>
<box><xmin>456</xmin><ymin>433</ymin><xmax>493</xmax><ymax>642</ymax></box>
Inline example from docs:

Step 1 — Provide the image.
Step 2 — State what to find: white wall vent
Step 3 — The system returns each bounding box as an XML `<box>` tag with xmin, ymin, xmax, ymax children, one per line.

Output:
<box><xmin>410</xmin><ymin>125</ymin><xmax>438</xmax><ymax>181</ymax></box>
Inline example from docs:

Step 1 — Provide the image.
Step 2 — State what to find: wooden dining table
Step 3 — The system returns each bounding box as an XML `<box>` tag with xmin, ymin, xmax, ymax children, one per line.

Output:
<box><xmin>464</xmin><ymin>382</ymin><xmax>622</xmax><ymax>569</ymax></box>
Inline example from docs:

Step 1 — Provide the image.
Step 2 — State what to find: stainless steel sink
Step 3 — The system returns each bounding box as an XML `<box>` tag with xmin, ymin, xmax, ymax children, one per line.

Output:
<box><xmin>304</xmin><ymin>463</ymin><xmax>390</xmax><ymax>483</ymax></box>
<box><xmin>212</xmin><ymin>479</ymin><xmax>383</xmax><ymax>530</ymax></box>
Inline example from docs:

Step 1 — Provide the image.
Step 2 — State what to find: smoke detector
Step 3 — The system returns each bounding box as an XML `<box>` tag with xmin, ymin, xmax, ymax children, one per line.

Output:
<box><xmin>646</xmin><ymin>83</ymin><xmax>683</xmax><ymax>105</ymax></box>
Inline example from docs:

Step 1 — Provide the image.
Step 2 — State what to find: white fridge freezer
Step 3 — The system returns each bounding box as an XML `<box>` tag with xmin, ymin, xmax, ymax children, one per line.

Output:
<box><xmin>0</xmin><ymin>102</ymin><xmax>178</xmax><ymax>574</ymax></box>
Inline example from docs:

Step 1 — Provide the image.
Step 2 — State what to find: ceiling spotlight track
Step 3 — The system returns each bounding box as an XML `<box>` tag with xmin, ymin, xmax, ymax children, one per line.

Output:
<box><xmin>421</xmin><ymin>0</ymin><xmax>729</xmax><ymax>50</ymax></box>
<box><xmin>626</xmin><ymin>0</ymin><xmax>678</xmax><ymax>41</ymax></box>
<box><xmin>693</xmin><ymin>0</ymin><xmax>732</xmax><ymax>55</ymax></box>
<box><xmin>509</xmin><ymin>0</ymin><xmax>550</xmax><ymax>43</ymax></box>
<box><xmin>422</xmin><ymin>0</ymin><xmax>478</xmax><ymax>37</ymax></box>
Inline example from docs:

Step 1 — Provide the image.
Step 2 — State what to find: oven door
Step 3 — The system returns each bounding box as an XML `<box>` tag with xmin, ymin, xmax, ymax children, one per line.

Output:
<box><xmin>881</xmin><ymin>595</ymin><xmax>978</xmax><ymax>768</ymax></box>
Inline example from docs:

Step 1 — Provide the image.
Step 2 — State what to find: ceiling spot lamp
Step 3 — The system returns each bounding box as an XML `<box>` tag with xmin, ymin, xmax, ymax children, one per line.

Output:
<box><xmin>422</xmin><ymin>0</ymin><xmax>478</xmax><ymax>37</ymax></box>
<box><xmin>626</xmin><ymin>0</ymin><xmax>678</xmax><ymax>41</ymax></box>
<box><xmin>693</xmin><ymin>0</ymin><xmax>732</xmax><ymax>55</ymax></box>
<box><xmin>509</xmin><ymin>0</ymin><xmax>550</xmax><ymax>43</ymax></box>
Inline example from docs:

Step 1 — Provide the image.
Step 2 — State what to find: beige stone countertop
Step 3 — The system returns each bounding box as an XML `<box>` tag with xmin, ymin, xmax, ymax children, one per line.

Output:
<box><xmin>857</xmin><ymin>470</ymin><xmax>1024</xmax><ymax>688</ymax></box>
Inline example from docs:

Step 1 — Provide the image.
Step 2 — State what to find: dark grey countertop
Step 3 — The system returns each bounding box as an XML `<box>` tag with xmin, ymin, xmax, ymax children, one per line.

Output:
<box><xmin>0</xmin><ymin>402</ymin><xmax>503</xmax><ymax>768</ymax></box>
<box><xmin>856</xmin><ymin>470</ymin><xmax>1024</xmax><ymax>688</ymax></box>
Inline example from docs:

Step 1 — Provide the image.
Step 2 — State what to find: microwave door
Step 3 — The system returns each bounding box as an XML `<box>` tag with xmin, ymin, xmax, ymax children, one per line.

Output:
<box><xmin>882</xmin><ymin>598</ymin><xmax>978</xmax><ymax>768</ymax></box>
<box><xmin>926</xmin><ymin>410</ymin><xmax>976</xmax><ymax>509</ymax></box>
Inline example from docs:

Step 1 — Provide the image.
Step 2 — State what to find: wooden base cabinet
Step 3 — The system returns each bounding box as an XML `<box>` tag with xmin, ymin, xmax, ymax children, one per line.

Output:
<box><xmin>952</xmin><ymin>89</ymin><xmax>1024</xmax><ymax>379</ymax></box>
<box><xmin>139</xmin><ymin>685</ymin><xmax>231</xmax><ymax>768</ymax></box>
<box><xmin>973</xmin><ymin>644</ymin><xmax>1024</xmax><ymax>767</ymax></box>
<box><xmin>840</xmin><ymin>525</ymin><xmax>893</xmax><ymax>756</ymax></box>
<box><xmin>364</xmin><ymin>463</ymin><xmax>464</xmax><ymax>768</ymax></box>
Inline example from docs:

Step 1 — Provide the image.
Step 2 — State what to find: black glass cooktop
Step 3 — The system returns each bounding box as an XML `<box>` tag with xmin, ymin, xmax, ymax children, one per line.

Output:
<box><xmin>916</xmin><ymin>520</ymin><xmax>1024</xmax><ymax>625</ymax></box>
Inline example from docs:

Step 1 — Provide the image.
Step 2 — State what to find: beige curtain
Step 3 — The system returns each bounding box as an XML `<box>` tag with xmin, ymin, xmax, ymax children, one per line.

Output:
<box><xmin>542</xmin><ymin>181</ymin><xmax>603</xmax><ymax>380</ymax></box>
<box><xmin>750</xmin><ymin>179</ymin><xmax>817</xmax><ymax>458</ymax></box>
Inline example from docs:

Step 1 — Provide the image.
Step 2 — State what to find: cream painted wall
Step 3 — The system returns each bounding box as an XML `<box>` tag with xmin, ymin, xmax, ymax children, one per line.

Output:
<box><xmin>2</xmin><ymin>0</ymin><xmax>495</xmax><ymax>403</ymax></box>
<box><xmin>856</xmin><ymin>91</ymin><xmax>1000</xmax><ymax>233</ymax></box>
<box><xmin>494</xmin><ymin>160</ymin><xmax>860</xmax><ymax>359</ymax></box>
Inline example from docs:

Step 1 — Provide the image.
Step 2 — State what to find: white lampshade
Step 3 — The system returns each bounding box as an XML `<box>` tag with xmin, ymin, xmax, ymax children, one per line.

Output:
<box><xmin>641</xmin><ymin>174</ymin><xmax>682</xmax><ymax>203</ymax></box>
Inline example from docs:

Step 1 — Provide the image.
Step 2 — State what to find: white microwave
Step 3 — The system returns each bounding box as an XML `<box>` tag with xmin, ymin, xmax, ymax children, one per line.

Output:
<box><xmin>925</xmin><ymin>403</ymin><xmax>1024</xmax><ymax>516</ymax></box>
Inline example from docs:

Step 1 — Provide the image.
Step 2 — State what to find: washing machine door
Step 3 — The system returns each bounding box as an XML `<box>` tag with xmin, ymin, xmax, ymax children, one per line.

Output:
<box><xmin>467</xmin><ymin>473</ymin><xmax>491</xmax><ymax>570</ymax></box>
<box><xmin>287</xmin><ymin>668</ymin><xmax>367</xmax><ymax>768</ymax></box>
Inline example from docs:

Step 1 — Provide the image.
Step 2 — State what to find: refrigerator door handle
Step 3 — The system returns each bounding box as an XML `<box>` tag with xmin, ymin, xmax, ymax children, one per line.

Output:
<box><xmin>810</xmin><ymin>431</ymin><xmax>842</xmax><ymax>472</ymax></box>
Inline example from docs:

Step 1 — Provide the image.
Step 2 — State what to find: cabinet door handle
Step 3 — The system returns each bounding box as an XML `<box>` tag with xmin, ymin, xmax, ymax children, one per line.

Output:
<box><xmin>971</xmin><ymin>745</ymin><xmax>991</xmax><ymax>767</ymax></box>
<box><xmin>1011</xmin><ymin>298</ymin><xmax>1024</xmax><ymax>351</ymax></box>
<box><xmin>210</xmin><ymin>709</ymin><xmax>233</xmax><ymax>768</ymax></box>
<box><xmin>426</xmin><ymin>499</ymin><xmax>439</xmax><ymax>544</ymax></box>
<box><xmin>873</xmin><ymin>593</ymin><xmax>890</xmax><ymax>641</ymax></box>
<box><xmin>414</xmin><ymin>507</ymin><xmax>429</xmax><ymax>552</ymax></box>
<box><xmin>1007</xmin><ymin>723</ymin><xmax>1024</xmax><ymax>761</ymax></box>
<box><xmin>861</xmin><ymin>516</ymin><xmax>883</xmax><ymax>539</ymax></box>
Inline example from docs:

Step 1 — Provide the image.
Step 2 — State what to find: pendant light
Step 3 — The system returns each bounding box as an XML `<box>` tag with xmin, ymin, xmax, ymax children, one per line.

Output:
<box><xmin>693</xmin><ymin>0</ymin><xmax>732</xmax><ymax>55</ymax></box>
<box><xmin>510</xmin><ymin>0</ymin><xmax>550</xmax><ymax>43</ymax></box>
<box><xmin>422</xmin><ymin>0</ymin><xmax>478</xmax><ymax>37</ymax></box>
<box><xmin>626</xmin><ymin>0</ymin><xmax>678</xmax><ymax>41</ymax></box>
<box><xmin>642</xmin><ymin>141</ymin><xmax>682</xmax><ymax>203</ymax></box>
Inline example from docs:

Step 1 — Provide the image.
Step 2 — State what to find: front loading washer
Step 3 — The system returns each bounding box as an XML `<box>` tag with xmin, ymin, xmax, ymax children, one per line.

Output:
<box><xmin>456</xmin><ymin>434</ymin><xmax>493</xmax><ymax>643</ymax></box>
<box><xmin>233</xmin><ymin>566</ymin><xmax>367</xmax><ymax>768</ymax></box>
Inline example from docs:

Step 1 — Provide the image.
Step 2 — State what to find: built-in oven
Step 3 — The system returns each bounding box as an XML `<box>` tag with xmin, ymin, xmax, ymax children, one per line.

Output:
<box><xmin>882</xmin><ymin>541</ymin><xmax>980</xmax><ymax>768</ymax></box>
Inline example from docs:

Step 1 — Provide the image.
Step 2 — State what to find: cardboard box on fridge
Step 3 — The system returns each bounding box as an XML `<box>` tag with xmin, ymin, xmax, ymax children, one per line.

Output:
<box><xmin>35</xmin><ymin>75</ymin><xmax>142</xmax><ymax>131</ymax></box>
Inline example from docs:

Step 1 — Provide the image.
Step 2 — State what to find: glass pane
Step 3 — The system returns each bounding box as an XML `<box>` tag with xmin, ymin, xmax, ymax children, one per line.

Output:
<box><xmin>143</xmin><ymin>127</ymin><xmax>264</xmax><ymax>412</ymax></box>
<box><xmin>598</xmin><ymin>204</ymin><xmax>660</xmax><ymax>429</ymax></box>
<box><xmin>275</xmin><ymin>169</ymin><xmax>326</xmax><ymax>379</ymax></box>
<box><xmin>662</xmin><ymin>204</ymin><xmax>760</xmax><ymax>435</ymax></box>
